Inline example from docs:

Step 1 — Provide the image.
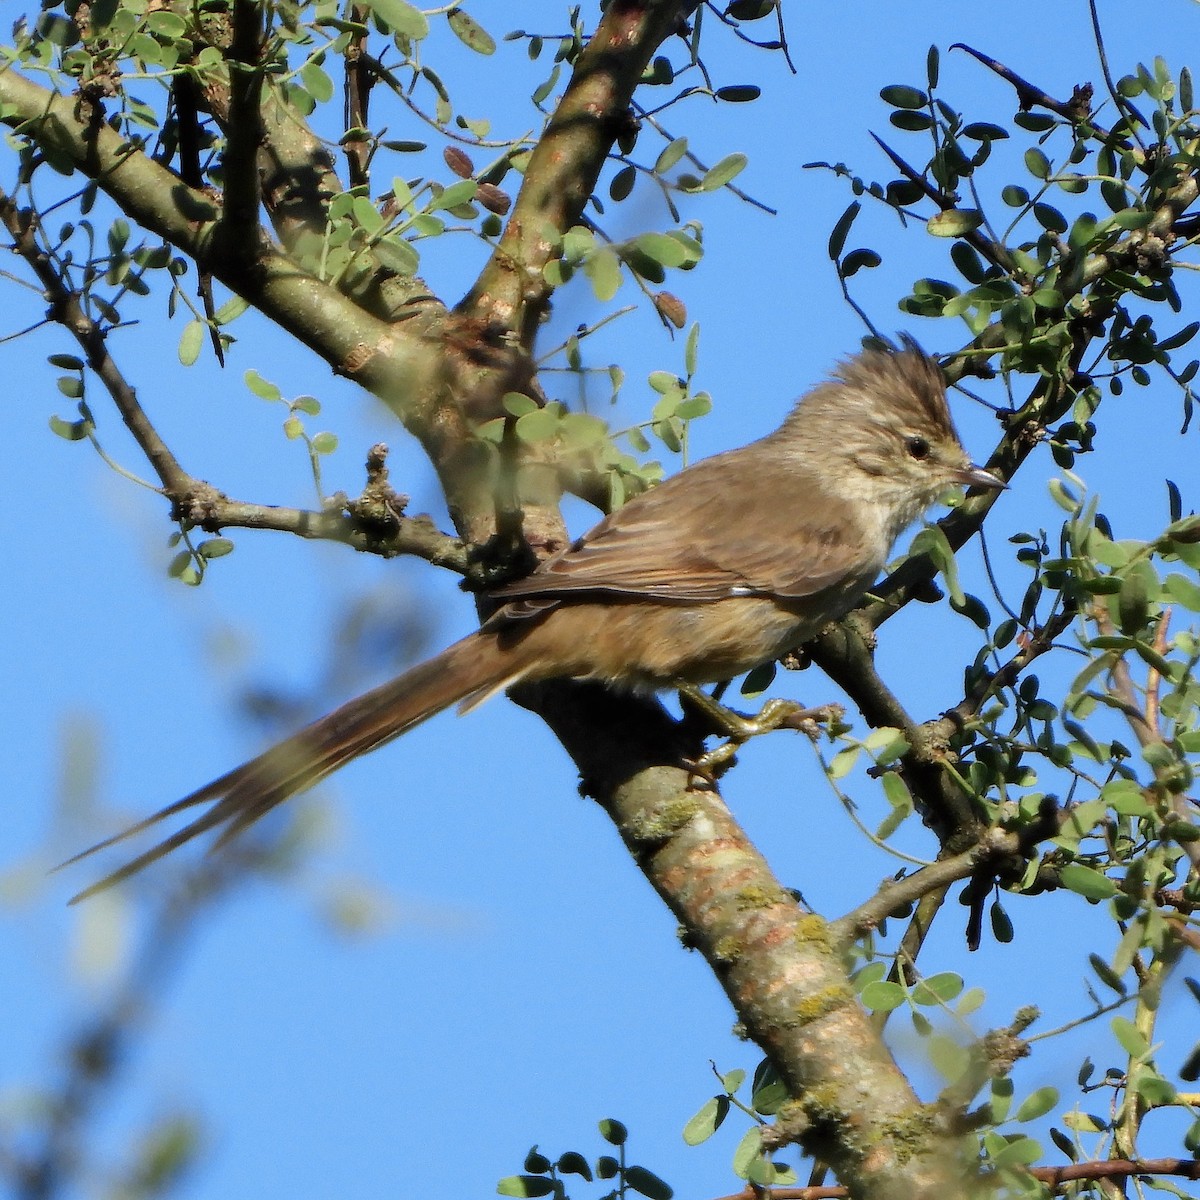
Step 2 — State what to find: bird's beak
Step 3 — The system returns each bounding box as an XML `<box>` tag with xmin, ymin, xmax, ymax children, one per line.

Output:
<box><xmin>953</xmin><ymin>463</ymin><xmax>1008</xmax><ymax>491</ymax></box>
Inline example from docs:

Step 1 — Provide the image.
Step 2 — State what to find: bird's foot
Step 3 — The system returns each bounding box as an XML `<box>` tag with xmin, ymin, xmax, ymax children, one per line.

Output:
<box><xmin>678</xmin><ymin>684</ymin><xmax>845</xmax><ymax>787</ymax></box>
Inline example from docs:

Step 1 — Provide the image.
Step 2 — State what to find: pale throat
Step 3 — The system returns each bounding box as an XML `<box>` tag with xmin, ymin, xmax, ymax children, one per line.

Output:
<box><xmin>814</xmin><ymin>458</ymin><xmax>947</xmax><ymax>573</ymax></box>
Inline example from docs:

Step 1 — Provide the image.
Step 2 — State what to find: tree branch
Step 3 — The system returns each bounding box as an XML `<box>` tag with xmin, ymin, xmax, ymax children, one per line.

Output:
<box><xmin>218</xmin><ymin>0</ymin><xmax>267</xmax><ymax>253</ymax></box>
<box><xmin>0</xmin><ymin>66</ymin><xmax>441</xmax><ymax>415</ymax></box>
<box><xmin>526</xmin><ymin>679</ymin><xmax>980</xmax><ymax>1200</ymax></box>
<box><xmin>830</xmin><ymin>828</ymin><xmax>1019</xmax><ymax>946</ymax></box>
<box><xmin>0</xmin><ymin>191</ymin><xmax>466</xmax><ymax>570</ymax></box>
<box><xmin>459</xmin><ymin>0</ymin><xmax>702</xmax><ymax>342</ymax></box>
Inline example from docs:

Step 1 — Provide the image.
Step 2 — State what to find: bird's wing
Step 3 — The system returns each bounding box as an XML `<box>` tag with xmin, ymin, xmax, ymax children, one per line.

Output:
<box><xmin>493</xmin><ymin>451</ymin><xmax>879</xmax><ymax>611</ymax></box>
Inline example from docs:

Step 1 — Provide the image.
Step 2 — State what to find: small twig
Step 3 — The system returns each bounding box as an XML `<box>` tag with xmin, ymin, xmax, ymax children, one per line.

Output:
<box><xmin>831</xmin><ymin>828</ymin><xmax>1019</xmax><ymax>946</ymax></box>
<box><xmin>1086</xmin><ymin>0</ymin><xmax>1149</xmax><ymax>155</ymax></box>
<box><xmin>342</xmin><ymin>3</ymin><xmax>373</xmax><ymax>190</ymax></box>
<box><xmin>1144</xmin><ymin>609</ymin><xmax>1170</xmax><ymax>735</ymax></box>
<box><xmin>950</xmin><ymin>42</ymin><xmax>1108</xmax><ymax>136</ymax></box>
<box><xmin>1</xmin><ymin>189</ymin><xmax>469</xmax><ymax>573</ymax></box>
<box><xmin>869</xmin><ymin>132</ymin><xmax>1019</xmax><ymax>278</ymax></box>
<box><xmin>939</xmin><ymin>605</ymin><xmax>1077</xmax><ymax>733</ymax></box>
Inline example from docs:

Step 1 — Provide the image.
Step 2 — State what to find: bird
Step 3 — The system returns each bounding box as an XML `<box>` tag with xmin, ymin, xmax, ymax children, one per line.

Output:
<box><xmin>63</xmin><ymin>339</ymin><xmax>1003</xmax><ymax>901</ymax></box>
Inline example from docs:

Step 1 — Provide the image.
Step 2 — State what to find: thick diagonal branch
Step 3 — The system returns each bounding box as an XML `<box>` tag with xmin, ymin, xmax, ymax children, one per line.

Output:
<box><xmin>459</xmin><ymin>0</ymin><xmax>702</xmax><ymax>341</ymax></box>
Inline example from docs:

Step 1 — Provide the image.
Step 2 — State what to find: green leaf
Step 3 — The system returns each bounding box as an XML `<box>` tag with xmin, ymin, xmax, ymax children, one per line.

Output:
<box><xmin>1059</xmin><ymin>863</ymin><xmax>1117</xmax><ymax>901</ymax></box>
<box><xmin>715</xmin><ymin>84</ymin><xmax>761</xmax><ymax>103</ymax></box>
<box><xmin>958</xmin><ymin>987</ymin><xmax>986</xmax><ymax>1015</ymax></box>
<box><xmin>433</xmin><ymin>180</ymin><xmax>478</xmax><ymax>210</ymax></box>
<box><xmin>300</xmin><ymin>62</ymin><xmax>333</xmax><ymax>103</ymax></box>
<box><xmin>881</xmin><ymin>771</ymin><xmax>912</xmax><ymax>811</ymax></box>
<box><xmin>583</xmin><ymin>248</ymin><xmax>622</xmax><ymax>302</ymax></box>
<box><xmin>311</xmin><ymin>432</ymin><xmax>338</xmax><ymax>455</ymax></box>
<box><xmin>961</xmin><ymin>122</ymin><xmax>1009</xmax><ymax>141</ymax></box>
<box><xmin>556</xmin><ymin>1152</ymin><xmax>591</xmax><ymax>1180</ymax></box>
<box><xmin>889</xmin><ymin>110</ymin><xmax>932</xmax><ymax>131</ymax></box>
<box><xmin>635</xmin><ymin>233</ymin><xmax>688</xmax><ymax>268</ymax></box>
<box><xmin>48</xmin><ymin>414</ymin><xmax>90</xmax><ymax>441</ymax></box>
<box><xmin>1015</xmin><ymin>1086</ymin><xmax>1059</xmax><ymax>1123</ymax></box>
<box><xmin>1164</xmin><ymin>572</ymin><xmax>1200</xmax><ymax>611</ymax></box>
<box><xmin>828</xmin><ymin>746</ymin><xmax>860</xmax><ymax>780</ymax></box>
<box><xmin>213</xmin><ymin>295</ymin><xmax>250</xmax><ymax>325</ymax></box>
<box><xmin>352</xmin><ymin>195</ymin><xmax>383</xmax><ymax>232</ymax></box>
<box><xmin>447</xmin><ymin>7</ymin><xmax>496</xmax><ymax>54</ymax></box>
<box><xmin>609</xmin><ymin>164</ymin><xmax>636</xmax><ymax>201</ymax></box>
<box><xmin>676</xmin><ymin>394</ymin><xmax>711</xmax><ymax>420</ymax></box>
<box><xmin>1111</xmin><ymin>1015</ymin><xmax>1151</xmax><ymax>1060</ymax></box>
<box><xmin>699</xmin><ymin>153</ymin><xmax>748</xmax><ymax>191</ymax></box>
<box><xmin>880</xmin><ymin>84</ymin><xmax>927</xmax><ymax>109</ymax></box>
<box><xmin>682</xmin><ymin>1095</ymin><xmax>728</xmax><ymax>1145</ymax></box>
<box><xmin>624</xmin><ymin>1165</ymin><xmax>672</xmax><ymax>1200</ymax></box>
<box><xmin>503</xmin><ymin>393</ymin><xmax>540</xmax><ymax>417</ymax></box>
<box><xmin>245</xmin><ymin>370</ymin><xmax>282</xmax><ymax>402</ymax></box>
<box><xmin>750</xmin><ymin>1061</ymin><xmax>786</xmax><ymax>1115</ymax></box>
<box><xmin>363</xmin><ymin>0</ymin><xmax>428</xmax><ymax>38</ymax></box>
<box><xmin>167</xmin><ymin>550</ymin><xmax>199</xmax><ymax>584</ymax></box>
<box><xmin>927</xmin><ymin>209</ymin><xmax>983</xmax><ymax>238</ymax></box>
<box><xmin>991</xmin><ymin>1135</ymin><xmax>1043</xmax><ymax>1167</ymax></box>
<box><xmin>1117</xmin><ymin>562</ymin><xmax>1154</xmax><ymax>633</ymax></box>
<box><xmin>860</xmin><ymin>980</ymin><xmax>906</xmax><ymax>1012</ymax></box>
<box><xmin>828</xmin><ymin>201</ymin><xmax>860</xmax><ymax>261</ymax></box>
<box><xmin>684</xmin><ymin>323</ymin><xmax>700</xmax><ymax>377</ymax></box>
<box><xmin>196</xmin><ymin>538</ymin><xmax>234</xmax><ymax>560</ymax></box>
<box><xmin>524</xmin><ymin>1149</ymin><xmax>551</xmax><ymax>1173</ymax></box>
<box><xmin>841</xmin><ymin>248</ymin><xmax>881</xmax><ymax>276</ymax></box>
<box><xmin>1089</xmin><ymin>953</ymin><xmax>1127</xmax><ymax>995</ymax></box>
<box><xmin>731</xmin><ymin>1125</ymin><xmax>763</xmax><ymax>1180</ymax></box>
<box><xmin>727</xmin><ymin>0</ymin><xmax>775</xmax><ymax>18</ymax></box>
<box><xmin>375</xmin><ymin>236</ymin><xmax>420</xmax><ymax>276</ymax></box>
<box><xmin>911</xmin><ymin>973</ymin><xmax>963</xmax><ymax>1006</ymax></box>
<box><xmin>598</xmin><ymin>1118</ymin><xmax>627</xmax><ymax>1146</ymax></box>
<box><xmin>1111</xmin><ymin>208</ymin><xmax>1153</xmax><ymax>230</ymax></box>
<box><xmin>531</xmin><ymin>65</ymin><xmax>561</xmax><ymax>107</ymax></box>
<box><xmin>1024</xmin><ymin>147</ymin><xmax>1051</xmax><ymax>179</ymax></box>
<box><xmin>515</xmin><ymin>408</ymin><xmax>559</xmax><ymax>443</ymax></box>
<box><xmin>740</xmin><ymin>661</ymin><xmax>775</xmax><ymax>698</ymax></box>
<box><xmin>909</xmin><ymin>525</ymin><xmax>964</xmax><ymax>604</ymax></box>
<box><xmin>496</xmin><ymin>1177</ymin><xmax>555</xmax><ymax>1198</ymax></box>
<box><xmin>178</xmin><ymin>320</ymin><xmax>204</xmax><ymax>366</ymax></box>
<box><xmin>655</xmin><ymin>138</ymin><xmax>689</xmax><ymax>174</ymax></box>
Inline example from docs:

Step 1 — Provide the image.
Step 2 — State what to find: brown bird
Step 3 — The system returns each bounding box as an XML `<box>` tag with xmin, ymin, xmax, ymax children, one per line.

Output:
<box><xmin>64</xmin><ymin>340</ymin><xmax>1003</xmax><ymax>900</ymax></box>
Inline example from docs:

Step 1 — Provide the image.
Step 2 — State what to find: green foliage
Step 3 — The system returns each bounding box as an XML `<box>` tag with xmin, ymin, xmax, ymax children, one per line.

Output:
<box><xmin>11</xmin><ymin>4</ymin><xmax>1200</xmax><ymax>1198</ymax></box>
<box><xmin>680</xmin><ymin>1062</ymin><xmax>797</xmax><ymax>1187</ymax></box>
<box><xmin>497</xmin><ymin>1119</ymin><xmax>673</xmax><ymax>1200</ymax></box>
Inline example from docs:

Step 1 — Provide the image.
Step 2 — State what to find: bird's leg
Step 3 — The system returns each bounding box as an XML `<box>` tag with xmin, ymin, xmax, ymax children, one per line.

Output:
<box><xmin>677</xmin><ymin>683</ymin><xmax>845</xmax><ymax>785</ymax></box>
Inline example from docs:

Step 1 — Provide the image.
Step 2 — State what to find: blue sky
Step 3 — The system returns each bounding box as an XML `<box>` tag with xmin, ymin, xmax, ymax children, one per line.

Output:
<box><xmin>5</xmin><ymin>2</ymin><xmax>1200</xmax><ymax>1197</ymax></box>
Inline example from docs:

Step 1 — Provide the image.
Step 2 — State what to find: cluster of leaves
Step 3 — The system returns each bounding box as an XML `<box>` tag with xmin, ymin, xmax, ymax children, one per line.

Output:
<box><xmin>681</xmin><ymin>1062</ymin><xmax>796</xmax><ymax>1189</ymax></box>
<box><xmin>498</xmin><ymin>1119</ymin><xmax>672</xmax><ymax>1200</ymax></box>
<box><xmin>775</xmin><ymin>40</ymin><xmax>1200</xmax><ymax>1193</ymax></box>
<box><xmin>8</xmin><ymin>0</ymin><xmax>788</xmax><ymax>578</ymax></box>
<box><xmin>818</xmin><ymin>48</ymin><xmax>1200</xmax><ymax>424</ymax></box>
<box><xmin>471</xmin><ymin>323</ymin><xmax>712</xmax><ymax>511</ymax></box>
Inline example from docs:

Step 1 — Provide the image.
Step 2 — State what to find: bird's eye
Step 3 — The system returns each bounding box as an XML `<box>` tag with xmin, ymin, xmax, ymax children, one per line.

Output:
<box><xmin>905</xmin><ymin>435</ymin><xmax>930</xmax><ymax>460</ymax></box>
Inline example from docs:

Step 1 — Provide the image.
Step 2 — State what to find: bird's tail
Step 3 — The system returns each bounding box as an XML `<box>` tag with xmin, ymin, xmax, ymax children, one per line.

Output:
<box><xmin>61</xmin><ymin>630</ymin><xmax>526</xmax><ymax>903</ymax></box>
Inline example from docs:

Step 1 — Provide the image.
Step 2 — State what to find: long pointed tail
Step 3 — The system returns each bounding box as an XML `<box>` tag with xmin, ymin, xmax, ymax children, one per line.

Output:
<box><xmin>62</xmin><ymin>630</ymin><xmax>524</xmax><ymax>903</ymax></box>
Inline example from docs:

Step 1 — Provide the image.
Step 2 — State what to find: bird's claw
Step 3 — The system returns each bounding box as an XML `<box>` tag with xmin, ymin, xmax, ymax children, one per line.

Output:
<box><xmin>678</xmin><ymin>686</ymin><xmax>846</xmax><ymax>788</ymax></box>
